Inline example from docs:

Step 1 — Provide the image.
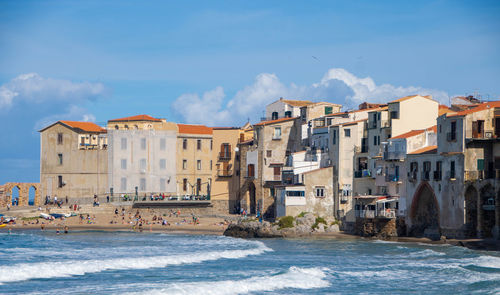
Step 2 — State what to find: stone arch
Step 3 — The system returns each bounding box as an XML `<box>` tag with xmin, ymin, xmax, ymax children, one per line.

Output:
<box><xmin>409</xmin><ymin>182</ymin><xmax>440</xmax><ymax>238</ymax></box>
<box><xmin>11</xmin><ymin>185</ymin><xmax>20</xmax><ymax>206</ymax></box>
<box><xmin>28</xmin><ymin>186</ymin><xmax>37</xmax><ymax>206</ymax></box>
<box><xmin>464</xmin><ymin>185</ymin><xmax>478</xmax><ymax>238</ymax></box>
<box><xmin>249</xmin><ymin>182</ymin><xmax>256</xmax><ymax>215</ymax></box>
<box><xmin>0</xmin><ymin>182</ymin><xmax>41</xmax><ymax>207</ymax></box>
<box><xmin>479</xmin><ymin>184</ymin><xmax>495</xmax><ymax>238</ymax></box>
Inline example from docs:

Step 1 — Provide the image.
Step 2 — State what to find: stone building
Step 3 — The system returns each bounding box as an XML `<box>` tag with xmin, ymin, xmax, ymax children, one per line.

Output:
<box><xmin>39</xmin><ymin>120</ymin><xmax>108</xmax><ymax>204</ymax></box>
<box><xmin>406</xmin><ymin>101</ymin><xmax>500</xmax><ymax>239</ymax></box>
<box><xmin>107</xmin><ymin>115</ymin><xmax>177</xmax><ymax>198</ymax></box>
<box><xmin>176</xmin><ymin>124</ymin><xmax>213</xmax><ymax>197</ymax></box>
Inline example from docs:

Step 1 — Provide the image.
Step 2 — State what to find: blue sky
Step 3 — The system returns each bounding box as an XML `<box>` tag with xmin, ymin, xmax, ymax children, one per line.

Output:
<box><xmin>0</xmin><ymin>0</ymin><xmax>499</xmax><ymax>183</ymax></box>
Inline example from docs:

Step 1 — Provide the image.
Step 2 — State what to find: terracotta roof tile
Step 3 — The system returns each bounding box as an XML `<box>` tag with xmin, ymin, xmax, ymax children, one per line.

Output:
<box><xmin>177</xmin><ymin>124</ymin><xmax>213</xmax><ymax>135</ymax></box>
<box><xmin>438</xmin><ymin>104</ymin><xmax>453</xmax><ymax>116</ymax></box>
<box><xmin>108</xmin><ymin>114</ymin><xmax>162</xmax><ymax>122</ymax></box>
<box><xmin>254</xmin><ymin>116</ymin><xmax>298</xmax><ymax>126</ymax></box>
<box><xmin>59</xmin><ymin>121</ymin><xmax>106</xmax><ymax>133</ymax></box>
<box><xmin>408</xmin><ymin>145</ymin><xmax>438</xmax><ymax>155</ymax></box>
<box><xmin>281</xmin><ymin>99</ymin><xmax>313</xmax><ymax>107</ymax></box>
<box><xmin>391</xmin><ymin>125</ymin><xmax>436</xmax><ymax>139</ymax></box>
<box><xmin>447</xmin><ymin>101</ymin><xmax>500</xmax><ymax>117</ymax></box>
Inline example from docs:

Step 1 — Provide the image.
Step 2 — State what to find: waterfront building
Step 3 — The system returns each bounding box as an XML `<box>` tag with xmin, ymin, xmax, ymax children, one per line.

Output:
<box><xmin>107</xmin><ymin>115</ymin><xmax>177</xmax><ymax>198</ymax></box>
<box><xmin>176</xmin><ymin>124</ymin><xmax>213</xmax><ymax>198</ymax></box>
<box><xmin>406</xmin><ymin>101</ymin><xmax>500</xmax><ymax>239</ymax></box>
<box><xmin>39</xmin><ymin>120</ymin><xmax>108</xmax><ymax>204</ymax></box>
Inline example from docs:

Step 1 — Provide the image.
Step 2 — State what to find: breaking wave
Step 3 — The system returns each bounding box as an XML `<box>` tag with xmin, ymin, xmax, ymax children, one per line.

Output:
<box><xmin>126</xmin><ymin>267</ymin><xmax>330</xmax><ymax>295</ymax></box>
<box><xmin>0</xmin><ymin>241</ymin><xmax>271</xmax><ymax>284</ymax></box>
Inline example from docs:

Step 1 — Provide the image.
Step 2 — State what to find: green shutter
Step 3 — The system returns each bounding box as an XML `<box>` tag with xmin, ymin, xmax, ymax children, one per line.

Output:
<box><xmin>477</xmin><ymin>159</ymin><xmax>485</xmax><ymax>171</ymax></box>
<box><xmin>325</xmin><ymin>106</ymin><xmax>333</xmax><ymax>115</ymax></box>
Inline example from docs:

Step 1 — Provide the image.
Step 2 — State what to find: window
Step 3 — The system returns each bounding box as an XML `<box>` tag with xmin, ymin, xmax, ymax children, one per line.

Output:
<box><xmin>197</xmin><ymin>139</ymin><xmax>201</xmax><ymax>150</ymax></box>
<box><xmin>423</xmin><ymin>161</ymin><xmax>431</xmax><ymax>180</ymax></box>
<box><xmin>121</xmin><ymin>138</ymin><xmax>127</xmax><ymax>150</ymax></box>
<box><xmin>273</xmin><ymin>127</ymin><xmax>282</xmax><ymax>139</ymax></box>
<box><xmin>196</xmin><ymin>178</ymin><xmax>201</xmax><ymax>194</ymax></box>
<box><xmin>160</xmin><ymin>178</ymin><xmax>166</xmax><ymax>191</ymax></box>
<box><xmin>267</xmin><ymin>150</ymin><xmax>272</xmax><ymax>157</ymax></box>
<box><xmin>477</xmin><ymin>159</ymin><xmax>485</xmax><ymax>171</ymax></box>
<box><xmin>410</xmin><ymin>162</ymin><xmax>418</xmax><ymax>172</ymax></box>
<box><xmin>450</xmin><ymin>161</ymin><xmax>456</xmax><ymax>179</ymax></box>
<box><xmin>210</xmin><ymin>160</ymin><xmax>212</xmax><ymax>170</ymax></box>
<box><xmin>120</xmin><ymin>177</ymin><xmax>127</xmax><ymax>191</ymax></box>
<box><xmin>220</xmin><ymin>143</ymin><xmax>231</xmax><ymax>159</ymax></box>
<box><xmin>449</xmin><ymin>121</ymin><xmax>457</xmax><ymax>141</ymax></box>
<box><xmin>115</xmin><ymin>125</ymin><xmax>119</xmax><ymax>130</ymax></box>
<box><xmin>287</xmin><ymin>190</ymin><xmax>305</xmax><ymax>197</ymax></box>
<box><xmin>58</xmin><ymin>153</ymin><xmax>63</xmax><ymax>165</ymax></box>
<box><xmin>159</xmin><ymin>159</ymin><xmax>166</xmax><ymax>170</ymax></box>
<box><xmin>332</xmin><ymin>130</ymin><xmax>337</xmax><ymax>144</ymax></box>
<box><xmin>140</xmin><ymin>178</ymin><xmax>146</xmax><ymax>191</ymax></box>
<box><xmin>183</xmin><ymin>178</ymin><xmax>187</xmax><ymax>191</ymax></box>
<box><xmin>377</xmin><ymin>136</ymin><xmax>380</xmax><ymax>145</ymax></box>
<box><xmin>183</xmin><ymin>139</ymin><xmax>187</xmax><ymax>150</ymax></box>
<box><xmin>183</xmin><ymin>159</ymin><xmax>187</xmax><ymax>170</ymax></box>
<box><xmin>272</xmin><ymin>112</ymin><xmax>278</xmax><ymax>120</ymax></box>
<box><xmin>140</xmin><ymin>159</ymin><xmax>147</xmax><ymax>170</ymax></box>
<box><xmin>325</xmin><ymin>106</ymin><xmax>333</xmax><ymax>115</ymax></box>
<box><xmin>210</xmin><ymin>139</ymin><xmax>213</xmax><ymax>150</ymax></box>
<box><xmin>434</xmin><ymin>161</ymin><xmax>442</xmax><ymax>181</ymax></box>
<box><xmin>315</xmin><ymin>187</ymin><xmax>325</xmax><ymax>197</ymax></box>
<box><xmin>390</xmin><ymin>111</ymin><xmax>399</xmax><ymax>119</ymax></box>
<box><xmin>121</xmin><ymin>159</ymin><xmax>127</xmax><ymax>170</ymax></box>
<box><xmin>197</xmin><ymin>160</ymin><xmax>201</xmax><ymax>170</ymax></box>
<box><xmin>284</xmin><ymin>111</ymin><xmax>292</xmax><ymax>118</ymax></box>
<box><xmin>58</xmin><ymin>175</ymin><xmax>63</xmax><ymax>188</ymax></box>
<box><xmin>373</xmin><ymin>136</ymin><xmax>377</xmax><ymax>146</ymax></box>
<box><xmin>344</xmin><ymin>129</ymin><xmax>351</xmax><ymax>137</ymax></box>
<box><xmin>160</xmin><ymin>138</ymin><xmax>166</xmax><ymax>150</ymax></box>
<box><xmin>140</xmin><ymin>138</ymin><xmax>146</xmax><ymax>150</ymax></box>
<box><xmin>247</xmin><ymin>164</ymin><xmax>255</xmax><ymax>177</ymax></box>
<box><xmin>57</xmin><ymin>133</ymin><xmax>63</xmax><ymax>145</ymax></box>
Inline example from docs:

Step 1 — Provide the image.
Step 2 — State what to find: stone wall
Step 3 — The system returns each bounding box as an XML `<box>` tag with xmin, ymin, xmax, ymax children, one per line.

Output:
<box><xmin>354</xmin><ymin>218</ymin><xmax>398</xmax><ymax>239</ymax></box>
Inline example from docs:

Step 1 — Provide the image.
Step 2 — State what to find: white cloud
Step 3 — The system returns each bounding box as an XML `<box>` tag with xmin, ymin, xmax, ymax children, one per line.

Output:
<box><xmin>34</xmin><ymin>105</ymin><xmax>96</xmax><ymax>131</ymax></box>
<box><xmin>172</xmin><ymin>68</ymin><xmax>449</xmax><ymax>126</ymax></box>
<box><xmin>0</xmin><ymin>73</ymin><xmax>107</xmax><ymax>109</ymax></box>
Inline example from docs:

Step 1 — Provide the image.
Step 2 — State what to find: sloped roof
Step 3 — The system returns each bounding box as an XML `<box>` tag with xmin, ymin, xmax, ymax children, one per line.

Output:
<box><xmin>254</xmin><ymin>116</ymin><xmax>298</xmax><ymax>126</ymax></box>
<box><xmin>447</xmin><ymin>101</ymin><xmax>500</xmax><ymax>117</ymax></box>
<box><xmin>391</xmin><ymin>125</ymin><xmax>436</xmax><ymax>140</ymax></box>
<box><xmin>39</xmin><ymin>121</ymin><xmax>106</xmax><ymax>133</ymax></box>
<box><xmin>177</xmin><ymin>124</ymin><xmax>213</xmax><ymax>135</ymax></box>
<box><xmin>281</xmin><ymin>99</ymin><xmax>313</xmax><ymax>107</ymax></box>
<box><xmin>408</xmin><ymin>145</ymin><xmax>438</xmax><ymax>155</ymax></box>
<box><xmin>325</xmin><ymin>105</ymin><xmax>388</xmax><ymax>117</ymax></box>
<box><xmin>108</xmin><ymin>114</ymin><xmax>162</xmax><ymax>122</ymax></box>
<box><xmin>438</xmin><ymin>105</ymin><xmax>453</xmax><ymax>116</ymax></box>
<box><xmin>389</xmin><ymin>95</ymin><xmax>434</xmax><ymax>104</ymax></box>
<box><xmin>335</xmin><ymin>118</ymin><xmax>368</xmax><ymax>127</ymax></box>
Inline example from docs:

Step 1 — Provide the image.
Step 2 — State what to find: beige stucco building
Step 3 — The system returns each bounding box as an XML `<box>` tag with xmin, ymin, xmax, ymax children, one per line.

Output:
<box><xmin>39</xmin><ymin>121</ymin><xmax>108</xmax><ymax>204</ymax></box>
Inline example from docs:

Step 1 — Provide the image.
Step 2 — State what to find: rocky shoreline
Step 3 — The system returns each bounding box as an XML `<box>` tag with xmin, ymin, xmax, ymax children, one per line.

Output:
<box><xmin>223</xmin><ymin>213</ymin><xmax>340</xmax><ymax>238</ymax></box>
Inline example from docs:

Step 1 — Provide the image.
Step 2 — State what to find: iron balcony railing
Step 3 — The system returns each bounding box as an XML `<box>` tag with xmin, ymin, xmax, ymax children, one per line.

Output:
<box><xmin>354</xmin><ymin>169</ymin><xmax>372</xmax><ymax>178</ymax></box>
<box><xmin>385</xmin><ymin>174</ymin><xmax>400</xmax><ymax>182</ymax></box>
<box><xmin>218</xmin><ymin>152</ymin><xmax>232</xmax><ymax>161</ymax></box>
<box><xmin>217</xmin><ymin>169</ymin><xmax>232</xmax><ymax>177</ymax></box>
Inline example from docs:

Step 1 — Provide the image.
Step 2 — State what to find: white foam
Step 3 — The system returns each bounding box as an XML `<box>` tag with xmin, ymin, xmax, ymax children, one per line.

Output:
<box><xmin>408</xmin><ymin>249</ymin><xmax>445</xmax><ymax>258</ymax></box>
<box><xmin>465</xmin><ymin>255</ymin><xmax>500</xmax><ymax>269</ymax></box>
<box><xmin>126</xmin><ymin>267</ymin><xmax>330</xmax><ymax>295</ymax></box>
<box><xmin>0</xmin><ymin>241</ymin><xmax>272</xmax><ymax>284</ymax></box>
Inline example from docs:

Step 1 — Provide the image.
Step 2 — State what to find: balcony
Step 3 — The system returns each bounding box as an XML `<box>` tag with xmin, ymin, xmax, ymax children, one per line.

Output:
<box><xmin>433</xmin><ymin>171</ymin><xmax>442</xmax><ymax>181</ymax></box>
<box><xmin>385</xmin><ymin>174</ymin><xmax>400</xmax><ymax>182</ymax></box>
<box><xmin>421</xmin><ymin>171</ymin><xmax>431</xmax><ymax>181</ymax></box>
<box><xmin>218</xmin><ymin>152</ymin><xmax>232</xmax><ymax>161</ymax></box>
<box><xmin>377</xmin><ymin>208</ymin><xmax>396</xmax><ymax>219</ymax></box>
<box><xmin>217</xmin><ymin>169</ymin><xmax>232</xmax><ymax>177</ymax></box>
<box><xmin>354</xmin><ymin>169</ymin><xmax>372</xmax><ymax>178</ymax></box>
<box><xmin>355</xmin><ymin>210</ymin><xmax>375</xmax><ymax>219</ymax></box>
<box><xmin>383</xmin><ymin>151</ymin><xmax>405</xmax><ymax>161</ymax></box>
<box><xmin>408</xmin><ymin>171</ymin><xmax>417</xmax><ymax>182</ymax></box>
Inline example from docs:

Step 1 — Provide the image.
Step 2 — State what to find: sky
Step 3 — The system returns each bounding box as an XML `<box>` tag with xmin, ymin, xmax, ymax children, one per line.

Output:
<box><xmin>0</xmin><ymin>0</ymin><xmax>499</xmax><ymax>184</ymax></box>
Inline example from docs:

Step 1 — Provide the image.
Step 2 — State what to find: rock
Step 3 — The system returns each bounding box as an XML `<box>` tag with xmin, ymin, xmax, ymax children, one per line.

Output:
<box><xmin>325</xmin><ymin>216</ymin><xmax>336</xmax><ymax>224</ymax></box>
<box><xmin>295</xmin><ymin>224</ymin><xmax>312</xmax><ymax>235</ymax></box>
<box><xmin>296</xmin><ymin>213</ymin><xmax>315</xmax><ymax>227</ymax></box>
<box><xmin>326</xmin><ymin>224</ymin><xmax>339</xmax><ymax>232</ymax></box>
<box><xmin>315</xmin><ymin>223</ymin><xmax>325</xmax><ymax>233</ymax></box>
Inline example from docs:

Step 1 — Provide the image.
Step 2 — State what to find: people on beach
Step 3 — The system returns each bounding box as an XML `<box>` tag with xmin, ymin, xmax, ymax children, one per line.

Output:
<box><xmin>64</xmin><ymin>226</ymin><xmax>69</xmax><ymax>234</ymax></box>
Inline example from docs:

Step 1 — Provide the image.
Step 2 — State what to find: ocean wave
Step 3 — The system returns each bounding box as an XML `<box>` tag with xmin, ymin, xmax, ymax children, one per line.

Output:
<box><xmin>407</xmin><ymin>249</ymin><xmax>445</xmax><ymax>258</ymax></box>
<box><xmin>0</xmin><ymin>241</ymin><xmax>272</xmax><ymax>284</ymax></box>
<box><xmin>125</xmin><ymin>266</ymin><xmax>330</xmax><ymax>295</ymax></box>
<box><xmin>463</xmin><ymin>255</ymin><xmax>500</xmax><ymax>270</ymax></box>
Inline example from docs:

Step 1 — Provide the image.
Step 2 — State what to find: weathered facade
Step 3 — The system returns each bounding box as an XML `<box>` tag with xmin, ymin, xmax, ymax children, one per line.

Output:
<box><xmin>39</xmin><ymin>121</ymin><xmax>108</xmax><ymax>204</ymax></box>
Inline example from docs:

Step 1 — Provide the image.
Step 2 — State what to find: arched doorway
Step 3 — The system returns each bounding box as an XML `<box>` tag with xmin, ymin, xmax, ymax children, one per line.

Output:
<box><xmin>410</xmin><ymin>183</ymin><xmax>440</xmax><ymax>237</ymax></box>
<box><xmin>464</xmin><ymin>185</ymin><xmax>478</xmax><ymax>237</ymax></box>
<box><xmin>11</xmin><ymin>186</ymin><xmax>20</xmax><ymax>206</ymax></box>
<box><xmin>28</xmin><ymin>186</ymin><xmax>36</xmax><ymax>206</ymax></box>
<box><xmin>480</xmin><ymin>185</ymin><xmax>495</xmax><ymax>238</ymax></box>
<box><xmin>249</xmin><ymin>182</ymin><xmax>256</xmax><ymax>215</ymax></box>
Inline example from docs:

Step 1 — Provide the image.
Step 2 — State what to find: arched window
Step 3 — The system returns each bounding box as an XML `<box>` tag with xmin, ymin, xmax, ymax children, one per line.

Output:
<box><xmin>272</xmin><ymin>112</ymin><xmax>278</xmax><ymax>120</ymax></box>
<box><xmin>115</xmin><ymin>125</ymin><xmax>119</xmax><ymax>130</ymax></box>
<box><xmin>284</xmin><ymin>111</ymin><xmax>292</xmax><ymax>118</ymax></box>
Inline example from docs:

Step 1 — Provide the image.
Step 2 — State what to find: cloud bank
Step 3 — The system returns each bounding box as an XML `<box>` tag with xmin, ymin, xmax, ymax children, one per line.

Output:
<box><xmin>0</xmin><ymin>73</ymin><xmax>107</xmax><ymax>127</ymax></box>
<box><xmin>172</xmin><ymin>68</ymin><xmax>449</xmax><ymax>126</ymax></box>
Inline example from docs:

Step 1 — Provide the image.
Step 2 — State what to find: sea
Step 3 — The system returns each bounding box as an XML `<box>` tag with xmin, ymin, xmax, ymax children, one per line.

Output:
<box><xmin>0</xmin><ymin>230</ymin><xmax>499</xmax><ymax>294</ymax></box>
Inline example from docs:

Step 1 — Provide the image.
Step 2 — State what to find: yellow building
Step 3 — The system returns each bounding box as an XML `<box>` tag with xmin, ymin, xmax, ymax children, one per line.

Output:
<box><xmin>176</xmin><ymin>124</ymin><xmax>213</xmax><ymax>198</ymax></box>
